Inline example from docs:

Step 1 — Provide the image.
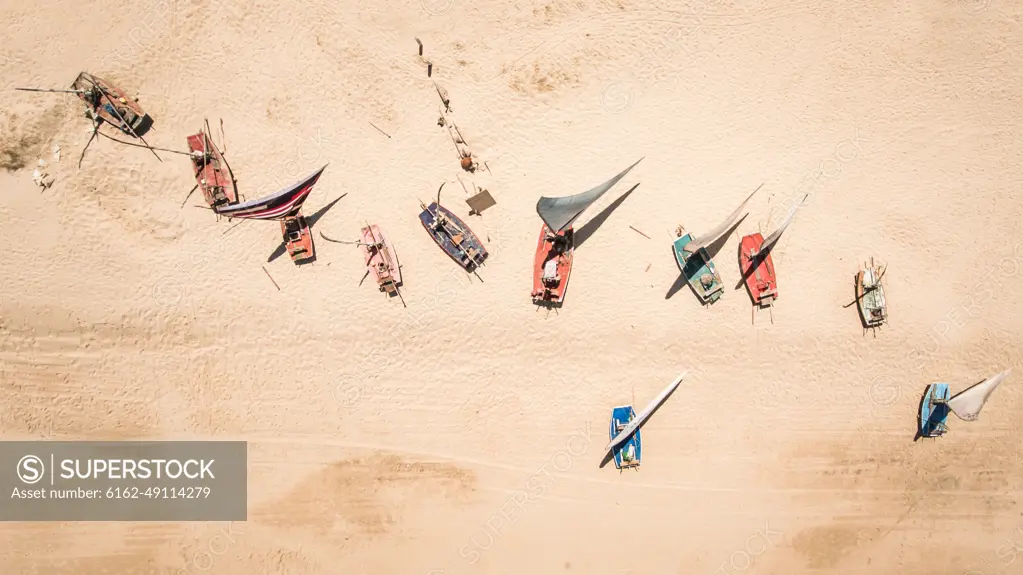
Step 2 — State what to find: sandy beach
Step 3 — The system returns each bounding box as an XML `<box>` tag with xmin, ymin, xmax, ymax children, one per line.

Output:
<box><xmin>2</xmin><ymin>0</ymin><xmax>1023</xmax><ymax>573</ymax></box>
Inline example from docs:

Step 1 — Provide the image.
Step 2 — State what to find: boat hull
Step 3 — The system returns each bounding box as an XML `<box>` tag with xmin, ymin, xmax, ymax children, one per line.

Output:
<box><xmin>610</xmin><ymin>405</ymin><xmax>641</xmax><ymax>469</ymax></box>
<box><xmin>418</xmin><ymin>202</ymin><xmax>488</xmax><ymax>272</ymax></box>
<box><xmin>72</xmin><ymin>72</ymin><xmax>150</xmax><ymax>136</ymax></box>
<box><xmin>856</xmin><ymin>265</ymin><xmax>887</xmax><ymax>327</ymax></box>
<box><xmin>281</xmin><ymin>213</ymin><xmax>315</xmax><ymax>263</ymax></box>
<box><xmin>919</xmin><ymin>383</ymin><xmax>951</xmax><ymax>437</ymax></box>
<box><xmin>531</xmin><ymin>224</ymin><xmax>574</xmax><ymax>305</ymax></box>
<box><xmin>739</xmin><ymin>233</ymin><xmax>777</xmax><ymax>306</ymax></box>
<box><xmin>186</xmin><ymin>131</ymin><xmax>237</xmax><ymax>209</ymax></box>
<box><xmin>673</xmin><ymin>233</ymin><xmax>723</xmax><ymax>304</ymax></box>
<box><xmin>361</xmin><ymin>224</ymin><xmax>402</xmax><ymax>295</ymax></box>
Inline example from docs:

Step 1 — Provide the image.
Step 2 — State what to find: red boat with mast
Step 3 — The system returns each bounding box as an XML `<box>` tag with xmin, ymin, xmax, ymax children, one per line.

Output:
<box><xmin>532</xmin><ymin>158</ymin><xmax>643</xmax><ymax>306</ymax></box>
<box><xmin>738</xmin><ymin>195</ymin><xmax>806</xmax><ymax>323</ymax></box>
<box><xmin>186</xmin><ymin>119</ymin><xmax>237</xmax><ymax>211</ymax></box>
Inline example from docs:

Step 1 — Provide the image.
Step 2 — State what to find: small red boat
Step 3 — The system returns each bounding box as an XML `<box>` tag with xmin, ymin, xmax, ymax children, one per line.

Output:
<box><xmin>738</xmin><ymin>196</ymin><xmax>807</xmax><ymax>321</ymax></box>
<box><xmin>739</xmin><ymin>232</ymin><xmax>777</xmax><ymax>307</ymax></box>
<box><xmin>531</xmin><ymin>224</ymin><xmax>574</xmax><ymax>304</ymax></box>
<box><xmin>281</xmin><ymin>211</ymin><xmax>314</xmax><ymax>263</ymax></box>
<box><xmin>186</xmin><ymin>125</ymin><xmax>236</xmax><ymax>209</ymax></box>
<box><xmin>361</xmin><ymin>224</ymin><xmax>404</xmax><ymax>303</ymax></box>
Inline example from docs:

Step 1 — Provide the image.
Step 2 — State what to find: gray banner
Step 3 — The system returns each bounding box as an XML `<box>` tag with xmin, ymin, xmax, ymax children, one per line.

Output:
<box><xmin>0</xmin><ymin>441</ymin><xmax>246</xmax><ymax>521</ymax></box>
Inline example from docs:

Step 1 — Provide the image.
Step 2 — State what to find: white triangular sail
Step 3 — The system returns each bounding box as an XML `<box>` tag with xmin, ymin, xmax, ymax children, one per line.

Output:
<box><xmin>947</xmin><ymin>369</ymin><xmax>1011</xmax><ymax>421</ymax></box>
<box><xmin>757</xmin><ymin>194</ymin><xmax>807</xmax><ymax>255</ymax></box>
<box><xmin>683</xmin><ymin>184</ymin><xmax>762</xmax><ymax>253</ymax></box>
<box><xmin>536</xmin><ymin>158</ymin><xmax>643</xmax><ymax>233</ymax></box>
<box><xmin>605</xmin><ymin>370</ymin><xmax>687</xmax><ymax>452</ymax></box>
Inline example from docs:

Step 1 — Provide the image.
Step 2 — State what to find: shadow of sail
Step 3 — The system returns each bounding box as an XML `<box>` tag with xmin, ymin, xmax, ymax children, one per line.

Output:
<box><xmin>574</xmin><ymin>184</ymin><xmax>639</xmax><ymax>249</ymax></box>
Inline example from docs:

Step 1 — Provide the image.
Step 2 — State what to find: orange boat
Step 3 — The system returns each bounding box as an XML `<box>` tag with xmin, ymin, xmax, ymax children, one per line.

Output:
<box><xmin>738</xmin><ymin>196</ymin><xmax>806</xmax><ymax>322</ymax></box>
<box><xmin>532</xmin><ymin>158</ymin><xmax>643</xmax><ymax>306</ymax></box>
<box><xmin>281</xmin><ymin>211</ymin><xmax>314</xmax><ymax>263</ymax></box>
<box><xmin>186</xmin><ymin>122</ymin><xmax>236</xmax><ymax>210</ymax></box>
<box><xmin>531</xmin><ymin>225</ymin><xmax>574</xmax><ymax>304</ymax></box>
<box><xmin>739</xmin><ymin>232</ymin><xmax>777</xmax><ymax>307</ymax></box>
<box><xmin>361</xmin><ymin>224</ymin><xmax>404</xmax><ymax>304</ymax></box>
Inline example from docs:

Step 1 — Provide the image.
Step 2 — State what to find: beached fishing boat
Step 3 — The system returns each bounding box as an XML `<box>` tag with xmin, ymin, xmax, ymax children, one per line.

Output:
<box><xmin>71</xmin><ymin>72</ymin><xmax>149</xmax><ymax>136</ymax></box>
<box><xmin>280</xmin><ymin>211</ymin><xmax>314</xmax><ymax>263</ymax></box>
<box><xmin>605</xmin><ymin>371</ymin><xmax>687</xmax><ymax>460</ymax></box>
<box><xmin>533</xmin><ymin>158</ymin><xmax>643</xmax><ymax>306</ymax></box>
<box><xmin>361</xmin><ymin>224</ymin><xmax>403</xmax><ymax>299</ymax></box>
<box><xmin>855</xmin><ymin>258</ymin><xmax>887</xmax><ymax>329</ymax></box>
<box><xmin>738</xmin><ymin>196</ymin><xmax>806</xmax><ymax>321</ymax></box>
<box><xmin>419</xmin><ymin>183</ymin><xmax>488</xmax><ymax>275</ymax></box>
<box><xmin>214</xmin><ymin>164</ymin><xmax>327</xmax><ymax>264</ymax></box>
<box><xmin>673</xmin><ymin>184</ymin><xmax>761</xmax><ymax>305</ymax></box>
<box><xmin>186</xmin><ymin>122</ymin><xmax>237</xmax><ymax>210</ymax></box>
<box><xmin>919</xmin><ymin>370</ymin><xmax>1011</xmax><ymax>438</ymax></box>
<box><xmin>609</xmin><ymin>406</ymin><xmax>641</xmax><ymax>470</ymax></box>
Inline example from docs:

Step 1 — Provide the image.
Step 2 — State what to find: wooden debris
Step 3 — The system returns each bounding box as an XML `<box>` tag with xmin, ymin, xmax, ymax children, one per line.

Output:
<box><xmin>415</xmin><ymin>37</ymin><xmax>423</xmax><ymax>56</ymax></box>
<box><xmin>434</xmin><ymin>82</ymin><xmax>451</xmax><ymax>112</ymax></box>
<box><xmin>262</xmin><ymin>266</ymin><xmax>281</xmax><ymax>291</ymax></box>
<box><xmin>629</xmin><ymin>225</ymin><xmax>651</xmax><ymax>239</ymax></box>
<box><xmin>369</xmin><ymin>121</ymin><xmax>391</xmax><ymax>139</ymax></box>
<box><xmin>645</xmin><ymin>263</ymin><xmax>651</xmax><ymax>272</ymax></box>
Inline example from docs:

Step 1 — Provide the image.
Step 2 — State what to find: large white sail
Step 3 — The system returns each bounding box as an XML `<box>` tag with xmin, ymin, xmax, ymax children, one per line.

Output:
<box><xmin>947</xmin><ymin>369</ymin><xmax>1011</xmax><ymax>421</ymax></box>
<box><xmin>683</xmin><ymin>184</ymin><xmax>762</xmax><ymax>254</ymax></box>
<box><xmin>536</xmin><ymin>158</ymin><xmax>643</xmax><ymax>233</ymax></box>
<box><xmin>758</xmin><ymin>194</ymin><xmax>807</xmax><ymax>255</ymax></box>
<box><xmin>605</xmin><ymin>370</ymin><xmax>687</xmax><ymax>453</ymax></box>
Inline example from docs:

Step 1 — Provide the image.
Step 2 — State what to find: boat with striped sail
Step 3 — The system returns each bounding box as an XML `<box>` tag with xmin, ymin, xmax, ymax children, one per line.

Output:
<box><xmin>214</xmin><ymin>164</ymin><xmax>328</xmax><ymax>263</ymax></box>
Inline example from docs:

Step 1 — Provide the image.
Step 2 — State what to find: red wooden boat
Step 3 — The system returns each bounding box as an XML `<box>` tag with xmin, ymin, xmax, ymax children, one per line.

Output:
<box><xmin>71</xmin><ymin>72</ymin><xmax>150</xmax><ymax>136</ymax></box>
<box><xmin>531</xmin><ymin>224</ymin><xmax>574</xmax><ymax>304</ymax></box>
<box><xmin>738</xmin><ymin>196</ymin><xmax>807</xmax><ymax>320</ymax></box>
<box><xmin>532</xmin><ymin>158</ymin><xmax>643</xmax><ymax>306</ymax></box>
<box><xmin>281</xmin><ymin>211</ymin><xmax>314</xmax><ymax>263</ymax></box>
<box><xmin>739</xmin><ymin>232</ymin><xmax>777</xmax><ymax>307</ymax></box>
<box><xmin>361</xmin><ymin>224</ymin><xmax>404</xmax><ymax>303</ymax></box>
<box><xmin>186</xmin><ymin>125</ymin><xmax>236</xmax><ymax>209</ymax></box>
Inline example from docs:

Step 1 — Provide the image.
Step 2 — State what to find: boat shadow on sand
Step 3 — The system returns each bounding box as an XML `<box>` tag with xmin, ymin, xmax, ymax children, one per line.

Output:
<box><xmin>598</xmin><ymin>380</ymin><xmax>681</xmax><ymax>469</ymax></box>
<box><xmin>573</xmin><ymin>184</ymin><xmax>639</xmax><ymax>249</ymax></box>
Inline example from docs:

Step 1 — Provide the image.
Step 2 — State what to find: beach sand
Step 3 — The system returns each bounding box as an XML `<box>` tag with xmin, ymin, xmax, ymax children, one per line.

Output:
<box><xmin>2</xmin><ymin>0</ymin><xmax>1023</xmax><ymax>573</ymax></box>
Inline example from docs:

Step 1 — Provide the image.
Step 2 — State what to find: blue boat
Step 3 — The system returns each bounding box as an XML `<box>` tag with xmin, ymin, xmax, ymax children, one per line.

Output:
<box><xmin>919</xmin><ymin>383</ymin><xmax>951</xmax><ymax>438</ymax></box>
<box><xmin>918</xmin><ymin>370</ymin><xmax>1012</xmax><ymax>438</ymax></box>
<box><xmin>673</xmin><ymin>231</ymin><xmax>724</xmax><ymax>304</ymax></box>
<box><xmin>609</xmin><ymin>405</ymin><xmax>641</xmax><ymax>470</ymax></box>
<box><xmin>418</xmin><ymin>196</ymin><xmax>488</xmax><ymax>273</ymax></box>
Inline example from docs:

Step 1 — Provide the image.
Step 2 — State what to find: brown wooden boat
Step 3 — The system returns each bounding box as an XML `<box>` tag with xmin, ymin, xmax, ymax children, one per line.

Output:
<box><xmin>186</xmin><ymin>123</ymin><xmax>237</xmax><ymax>209</ymax></box>
<box><xmin>71</xmin><ymin>72</ymin><xmax>150</xmax><ymax>137</ymax></box>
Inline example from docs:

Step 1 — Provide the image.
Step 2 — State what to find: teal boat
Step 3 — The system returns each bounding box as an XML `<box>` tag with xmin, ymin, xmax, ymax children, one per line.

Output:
<box><xmin>671</xmin><ymin>184</ymin><xmax>762</xmax><ymax>305</ymax></box>
<box><xmin>673</xmin><ymin>230</ymin><xmax>724</xmax><ymax>304</ymax></box>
